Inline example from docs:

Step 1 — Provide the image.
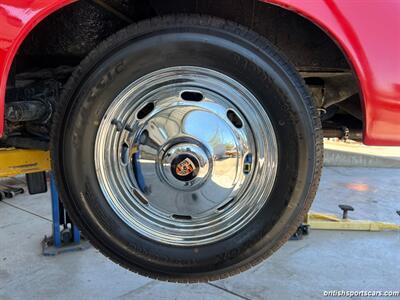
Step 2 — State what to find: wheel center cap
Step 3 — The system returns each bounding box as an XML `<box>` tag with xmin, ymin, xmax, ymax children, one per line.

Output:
<box><xmin>160</xmin><ymin>142</ymin><xmax>210</xmax><ymax>190</ymax></box>
<box><xmin>171</xmin><ymin>154</ymin><xmax>199</xmax><ymax>181</ymax></box>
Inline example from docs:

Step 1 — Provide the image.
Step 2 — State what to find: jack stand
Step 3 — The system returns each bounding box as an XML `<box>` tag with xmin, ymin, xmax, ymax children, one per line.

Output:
<box><xmin>42</xmin><ymin>174</ymin><xmax>90</xmax><ymax>256</ymax></box>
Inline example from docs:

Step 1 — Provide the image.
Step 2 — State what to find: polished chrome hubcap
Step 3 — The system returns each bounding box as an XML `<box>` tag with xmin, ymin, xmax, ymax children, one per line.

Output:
<box><xmin>95</xmin><ymin>66</ymin><xmax>278</xmax><ymax>246</ymax></box>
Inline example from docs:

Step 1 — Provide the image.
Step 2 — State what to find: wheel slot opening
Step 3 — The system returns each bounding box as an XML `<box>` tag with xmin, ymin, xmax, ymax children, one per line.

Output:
<box><xmin>243</xmin><ymin>154</ymin><xmax>253</xmax><ymax>174</ymax></box>
<box><xmin>227</xmin><ymin>110</ymin><xmax>243</xmax><ymax>128</ymax></box>
<box><xmin>172</xmin><ymin>214</ymin><xmax>192</xmax><ymax>220</ymax></box>
<box><xmin>180</xmin><ymin>91</ymin><xmax>204</xmax><ymax>102</ymax></box>
<box><xmin>133</xmin><ymin>189</ymin><xmax>149</xmax><ymax>205</ymax></box>
<box><xmin>137</xmin><ymin>102</ymin><xmax>154</xmax><ymax>119</ymax></box>
<box><xmin>217</xmin><ymin>198</ymin><xmax>235</xmax><ymax>211</ymax></box>
<box><xmin>121</xmin><ymin>143</ymin><xmax>129</xmax><ymax>165</ymax></box>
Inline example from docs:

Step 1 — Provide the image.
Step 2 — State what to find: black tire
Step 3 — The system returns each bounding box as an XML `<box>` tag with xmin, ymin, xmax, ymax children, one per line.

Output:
<box><xmin>51</xmin><ymin>15</ymin><xmax>323</xmax><ymax>282</ymax></box>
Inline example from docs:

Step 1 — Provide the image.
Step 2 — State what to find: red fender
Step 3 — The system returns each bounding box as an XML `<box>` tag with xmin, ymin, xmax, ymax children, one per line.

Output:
<box><xmin>264</xmin><ymin>0</ymin><xmax>400</xmax><ymax>145</ymax></box>
<box><xmin>0</xmin><ymin>0</ymin><xmax>75</xmax><ymax>137</ymax></box>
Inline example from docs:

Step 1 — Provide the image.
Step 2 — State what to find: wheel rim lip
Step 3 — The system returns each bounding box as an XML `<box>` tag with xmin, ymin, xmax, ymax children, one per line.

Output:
<box><xmin>95</xmin><ymin>66</ymin><xmax>278</xmax><ymax>246</ymax></box>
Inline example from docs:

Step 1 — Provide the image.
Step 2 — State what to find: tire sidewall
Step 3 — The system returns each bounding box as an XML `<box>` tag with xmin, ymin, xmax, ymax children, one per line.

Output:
<box><xmin>53</xmin><ymin>16</ymin><xmax>319</xmax><ymax>279</ymax></box>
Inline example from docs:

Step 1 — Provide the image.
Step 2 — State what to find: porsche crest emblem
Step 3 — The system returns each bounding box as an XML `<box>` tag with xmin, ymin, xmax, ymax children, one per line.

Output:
<box><xmin>176</xmin><ymin>158</ymin><xmax>196</xmax><ymax>177</ymax></box>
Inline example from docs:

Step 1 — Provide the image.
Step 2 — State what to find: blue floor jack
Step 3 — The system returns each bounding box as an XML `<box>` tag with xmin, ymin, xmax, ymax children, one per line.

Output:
<box><xmin>41</xmin><ymin>173</ymin><xmax>90</xmax><ymax>256</ymax></box>
<box><xmin>0</xmin><ymin>148</ymin><xmax>89</xmax><ymax>255</ymax></box>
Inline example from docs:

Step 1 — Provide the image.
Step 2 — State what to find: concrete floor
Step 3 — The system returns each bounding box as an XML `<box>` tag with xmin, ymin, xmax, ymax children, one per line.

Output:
<box><xmin>324</xmin><ymin>140</ymin><xmax>400</xmax><ymax>168</ymax></box>
<box><xmin>0</xmin><ymin>167</ymin><xmax>399</xmax><ymax>299</ymax></box>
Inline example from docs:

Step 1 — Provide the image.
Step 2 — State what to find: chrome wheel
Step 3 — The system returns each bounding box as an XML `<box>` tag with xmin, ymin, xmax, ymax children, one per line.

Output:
<box><xmin>95</xmin><ymin>66</ymin><xmax>278</xmax><ymax>246</ymax></box>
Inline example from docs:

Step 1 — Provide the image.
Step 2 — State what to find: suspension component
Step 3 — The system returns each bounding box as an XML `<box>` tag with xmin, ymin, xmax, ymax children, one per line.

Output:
<box><xmin>5</xmin><ymin>101</ymin><xmax>49</xmax><ymax>122</ymax></box>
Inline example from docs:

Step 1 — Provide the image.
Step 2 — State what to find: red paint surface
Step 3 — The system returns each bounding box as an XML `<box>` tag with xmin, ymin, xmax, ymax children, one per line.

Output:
<box><xmin>0</xmin><ymin>0</ymin><xmax>399</xmax><ymax>145</ymax></box>
<box><xmin>0</xmin><ymin>0</ymin><xmax>75</xmax><ymax>136</ymax></box>
<box><xmin>264</xmin><ymin>0</ymin><xmax>400</xmax><ymax>145</ymax></box>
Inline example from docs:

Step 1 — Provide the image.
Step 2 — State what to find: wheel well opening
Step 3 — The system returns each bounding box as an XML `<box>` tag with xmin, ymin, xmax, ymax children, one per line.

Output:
<box><xmin>2</xmin><ymin>0</ymin><xmax>363</xmax><ymax>148</ymax></box>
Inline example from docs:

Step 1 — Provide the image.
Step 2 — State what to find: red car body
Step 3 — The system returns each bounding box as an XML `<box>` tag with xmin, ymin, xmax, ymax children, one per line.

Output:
<box><xmin>0</xmin><ymin>0</ymin><xmax>399</xmax><ymax>145</ymax></box>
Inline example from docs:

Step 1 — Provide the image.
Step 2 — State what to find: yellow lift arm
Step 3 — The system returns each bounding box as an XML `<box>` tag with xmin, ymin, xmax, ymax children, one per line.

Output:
<box><xmin>0</xmin><ymin>148</ymin><xmax>51</xmax><ymax>178</ymax></box>
<box><xmin>306</xmin><ymin>211</ymin><xmax>400</xmax><ymax>232</ymax></box>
